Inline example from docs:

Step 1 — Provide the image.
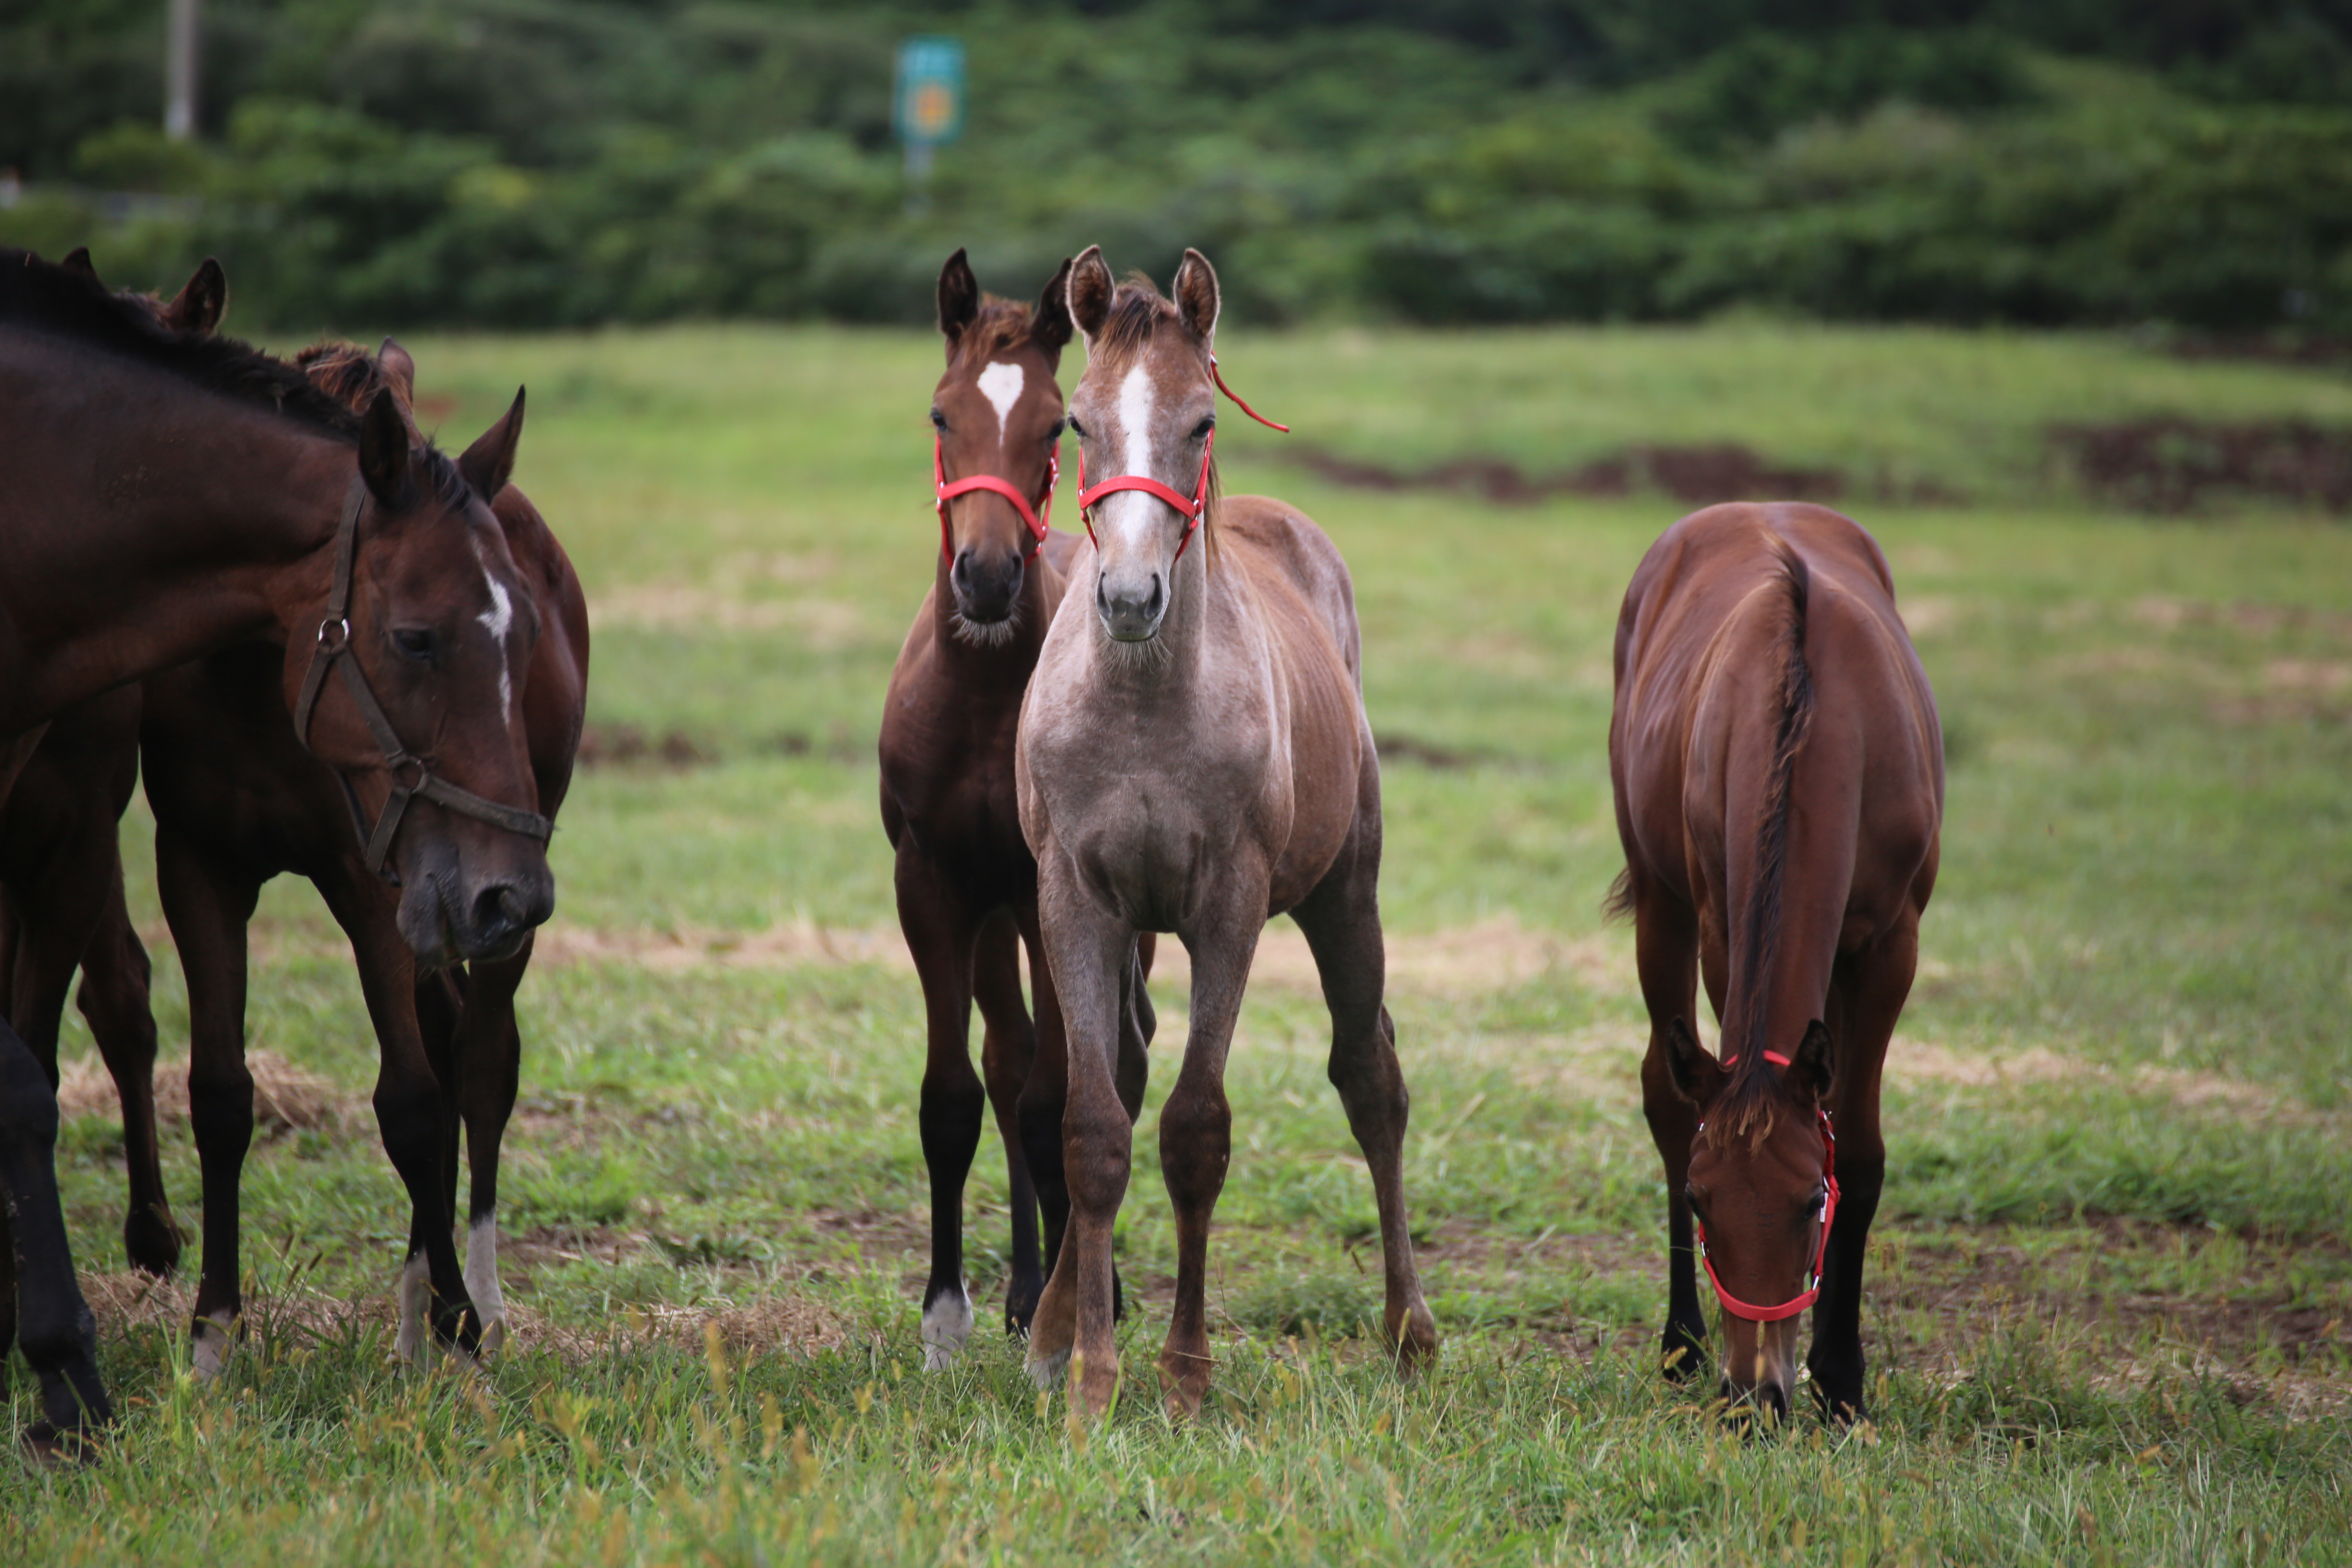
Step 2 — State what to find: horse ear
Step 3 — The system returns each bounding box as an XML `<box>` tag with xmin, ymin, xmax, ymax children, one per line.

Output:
<box><xmin>1031</xmin><ymin>256</ymin><xmax>1074</xmax><ymax>367</ymax></box>
<box><xmin>1662</xmin><ymin>1016</ymin><xmax>1726</xmax><ymax>1105</ymax></box>
<box><xmin>459</xmin><ymin>387</ymin><xmax>526</xmax><ymax>502</ymax></box>
<box><xmin>1173</xmin><ymin>247</ymin><xmax>1220</xmax><ymax>344</ymax></box>
<box><xmin>60</xmin><ymin>247</ymin><xmax>98</xmax><ymax>281</ymax></box>
<box><xmin>938</xmin><ymin>248</ymin><xmax>979</xmax><ymax>359</ymax></box>
<box><xmin>358</xmin><ymin>388</ymin><xmax>419</xmax><ymax>512</ymax></box>
<box><xmin>1067</xmin><ymin>245</ymin><xmax>1113</xmax><ymax>344</ymax></box>
<box><xmin>1791</xmin><ymin>1019</ymin><xmax>1835</xmax><ymax>1100</ymax></box>
<box><xmin>162</xmin><ymin>257</ymin><xmax>227</xmax><ymax>334</ymax></box>
<box><xmin>376</xmin><ymin>337</ymin><xmax>419</xmax><ymax>409</ymax></box>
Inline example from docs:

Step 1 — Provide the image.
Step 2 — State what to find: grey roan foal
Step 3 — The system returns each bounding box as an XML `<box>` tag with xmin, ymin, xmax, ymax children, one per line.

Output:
<box><xmin>1016</xmin><ymin>246</ymin><xmax>1439</xmax><ymax>1419</ymax></box>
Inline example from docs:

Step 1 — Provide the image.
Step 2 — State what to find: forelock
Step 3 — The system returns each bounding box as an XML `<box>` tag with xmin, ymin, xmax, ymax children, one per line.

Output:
<box><xmin>950</xmin><ymin>298</ymin><xmax>1042</xmax><ymax>370</ymax></box>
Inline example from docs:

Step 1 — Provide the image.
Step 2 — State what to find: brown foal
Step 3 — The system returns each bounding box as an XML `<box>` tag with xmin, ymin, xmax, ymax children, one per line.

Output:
<box><xmin>881</xmin><ymin>251</ymin><xmax>1155</xmax><ymax>1367</ymax></box>
<box><xmin>1018</xmin><ymin>247</ymin><xmax>1437</xmax><ymax>1419</ymax></box>
<box><xmin>1610</xmin><ymin>503</ymin><xmax>1942</xmax><ymax>1425</ymax></box>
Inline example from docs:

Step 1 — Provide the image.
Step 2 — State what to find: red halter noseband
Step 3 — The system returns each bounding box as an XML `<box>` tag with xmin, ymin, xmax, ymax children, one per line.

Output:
<box><xmin>933</xmin><ymin>435</ymin><xmax>1057</xmax><ymax>561</ymax></box>
<box><xmin>1075</xmin><ymin>353</ymin><xmax>1288</xmax><ymax>561</ymax></box>
<box><xmin>1693</xmin><ymin>1050</ymin><xmax>1840</xmax><ymax>1324</ymax></box>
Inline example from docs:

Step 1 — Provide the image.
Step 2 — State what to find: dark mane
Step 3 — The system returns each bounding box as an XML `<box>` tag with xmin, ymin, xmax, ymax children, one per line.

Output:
<box><xmin>951</xmin><ymin>296</ymin><xmax>1043</xmax><ymax>368</ymax></box>
<box><xmin>1709</xmin><ymin>539</ymin><xmax>1815</xmax><ymax>1146</ymax></box>
<box><xmin>2</xmin><ymin>246</ymin><xmax>362</xmax><ymax>440</ymax></box>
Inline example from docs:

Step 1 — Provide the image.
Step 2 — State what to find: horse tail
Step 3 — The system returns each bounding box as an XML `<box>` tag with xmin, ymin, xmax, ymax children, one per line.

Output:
<box><xmin>1715</xmin><ymin>538</ymin><xmax>1816</xmax><ymax>1140</ymax></box>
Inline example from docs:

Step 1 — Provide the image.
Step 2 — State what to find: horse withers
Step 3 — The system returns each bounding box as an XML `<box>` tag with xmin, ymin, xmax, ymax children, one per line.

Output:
<box><xmin>1016</xmin><ymin>247</ymin><xmax>1438</xmax><ymax>1419</ymax></box>
<box><xmin>0</xmin><ymin>247</ymin><xmax>555</xmax><ymax>1454</ymax></box>
<box><xmin>880</xmin><ymin>251</ymin><xmax>1155</xmax><ymax>1369</ymax></box>
<box><xmin>1609</xmin><ymin>503</ymin><xmax>1942</xmax><ymax>1425</ymax></box>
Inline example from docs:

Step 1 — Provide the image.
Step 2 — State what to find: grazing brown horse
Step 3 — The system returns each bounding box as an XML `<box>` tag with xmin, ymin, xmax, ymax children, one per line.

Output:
<box><xmin>1016</xmin><ymin>247</ymin><xmax>1438</xmax><ymax>1418</ymax></box>
<box><xmin>133</xmin><ymin>339</ymin><xmax>590</xmax><ymax>1373</ymax></box>
<box><xmin>0</xmin><ymin>247</ymin><xmax>552</xmax><ymax>1454</ymax></box>
<box><xmin>1609</xmin><ymin>503</ymin><xmax>1942</xmax><ymax>1425</ymax></box>
<box><xmin>881</xmin><ymin>251</ymin><xmax>1156</xmax><ymax>1367</ymax></box>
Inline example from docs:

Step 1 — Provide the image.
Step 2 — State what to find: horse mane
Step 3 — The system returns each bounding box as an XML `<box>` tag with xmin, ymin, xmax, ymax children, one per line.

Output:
<box><xmin>285</xmin><ymin>339</ymin><xmax>471</xmax><ymax>511</ymax></box>
<box><xmin>1</xmin><ymin>247</ymin><xmax>362</xmax><ymax>440</ymax></box>
<box><xmin>1708</xmin><ymin>538</ymin><xmax>1815</xmax><ymax>1149</ymax></box>
<box><xmin>950</xmin><ymin>296</ymin><xmax>1043</xmax><ymax>368</ymax></box>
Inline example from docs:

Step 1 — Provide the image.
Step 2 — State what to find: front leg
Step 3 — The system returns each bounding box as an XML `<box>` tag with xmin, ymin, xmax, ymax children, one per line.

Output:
<box><xmin>1025</xmin><ymin>844</ymin><xmax>1136</xmax><ymax>1419</ymax></box>
<box><xmin>0</xmin><ymin>1017</ymin><xmax>111</xmax><ymax>1459</ymax></box>
<box><xmin>893</xmin><ymin>844</ymin><xmax>988</xmax><ymax>1370</ymax></box>
<box><xmin>451</xmin><ymin>937</ymin><xmax>532</xmax><ymax>1354</ymax></box>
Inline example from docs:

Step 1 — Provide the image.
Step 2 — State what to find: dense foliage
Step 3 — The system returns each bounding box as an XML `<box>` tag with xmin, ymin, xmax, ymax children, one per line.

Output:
<box><xmin>5</xmin><ymin>0</ymin><xmax>2352</xmax><ymax>329</ymax></box>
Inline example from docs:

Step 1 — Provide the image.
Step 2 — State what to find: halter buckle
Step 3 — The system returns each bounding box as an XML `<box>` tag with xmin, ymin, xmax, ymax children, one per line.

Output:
<box><xmin>316</xmin><ymin>617</ymin><xmax>350</xmax><ymax>654</ymax></box>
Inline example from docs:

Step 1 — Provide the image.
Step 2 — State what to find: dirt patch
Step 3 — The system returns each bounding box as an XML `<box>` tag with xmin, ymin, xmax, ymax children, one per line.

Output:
<box><xmin>576</xmin><ymin>722</ymin><xmax>713</xmax><ymax>770</ymax></box>
<box><xmin>2164</xmin><ymin>333</ymin><xmax>2352</xmax><ymax>372</ymax></box>
<box><xmin>2134</xmin><ymin>596</ymin><xmax>2352</xmax><ymax>641</ymax></box>
<box><xmin>2052</xmin><ymin>419</ymin><xmax>2352</xmax><ymax>513</ymax></box>
<box><xmin>1292</xmin><ymin>443</ymin><xmax>1851</xmax><ymax>507</ymax></box>
<box><xmin>531</xmin><ymin>914</ymin><xmax>1635</xmax><ymax>1000</ymax></box>
<box><xmin>1889</xmin><ymin>1039</ymin><xmax>2333</xmax><ymax>1127</ymax></box>
<box><xmin>56</xmin><ymin>1049</ymin><xmax>355</xmax><ymax>1133</ymax></box>
<box><xmin>588</xmin><ymin>585</ymin><xmax>867</xmax><ymax>648</ymax></box>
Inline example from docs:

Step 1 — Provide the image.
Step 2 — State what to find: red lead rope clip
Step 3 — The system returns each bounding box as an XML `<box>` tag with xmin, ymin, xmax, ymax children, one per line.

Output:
<box><xmin>1075</xmin><ymin>353</ymin><xmax>1288</xmax><ymax>555</ymax></box>
<box><xmin>1693</xmin><ymin>1049</ymin><xmax>1839</xmax><ymax>1323</ymax></box>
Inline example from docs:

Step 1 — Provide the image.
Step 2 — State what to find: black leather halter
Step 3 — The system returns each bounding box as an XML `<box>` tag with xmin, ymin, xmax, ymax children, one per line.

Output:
<box><xmin>291</xmin><ymin>476</ymin><xmax>554</xmax><ymax>882</ymax></box>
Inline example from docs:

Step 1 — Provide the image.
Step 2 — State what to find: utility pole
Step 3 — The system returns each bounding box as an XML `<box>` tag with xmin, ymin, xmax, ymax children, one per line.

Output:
<box><xmin>165</xmin><ymin>0</ymin><xmax>200</xmax><ymax>141</ymax></box>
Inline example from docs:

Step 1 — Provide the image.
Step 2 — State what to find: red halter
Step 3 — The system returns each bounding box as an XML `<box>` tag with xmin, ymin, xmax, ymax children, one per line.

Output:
<box><xmin>1694</xmin><ymin>1050</ymin><xmax>1840</xmax><ymax>1324</ymax></box>
<box><xmin>1075</xmin><ymin>353</ymin><xmax>1288</xmax><ymax>561</ymax></box>
<box><xmin>934</xmin><ymin>434</ymin><xmax>1056</xmax><ymax>561</ymax></box>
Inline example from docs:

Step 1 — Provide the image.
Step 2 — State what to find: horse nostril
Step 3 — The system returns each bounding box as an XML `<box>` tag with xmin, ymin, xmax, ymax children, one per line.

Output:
<box><xmin>470</xmin><ymin>883</ymin><xmax>523</xmax><ymax>940</ymax></box>
<box><xmin>953</xmin><ymin>549</ymin><xmax>973</xmax><ymax>586</ymax></box>
<box><xmin>1148</xmin><ymin>573</ymin><xmax>1163</xmax><ymax>615</ymax></box>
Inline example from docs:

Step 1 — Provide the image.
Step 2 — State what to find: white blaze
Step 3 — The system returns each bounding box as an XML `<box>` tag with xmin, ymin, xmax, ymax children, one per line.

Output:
<box><xmin>976</xmin><ymin>361</ymin><xmax>1025</xmax><ymax>441</ymax></box>
<box><xmin>1106</xmin><ymin>362</ymin><xmax>1163</xmax><ymax>551</ymax></box>
<box><xmin>471</xmin><ymin>535</ymin><xmax>516</xmax><ymax>722</ymax></box>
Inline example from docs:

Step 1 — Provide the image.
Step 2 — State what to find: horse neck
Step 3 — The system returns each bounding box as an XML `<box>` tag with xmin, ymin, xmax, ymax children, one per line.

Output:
<box><xmin>0</xmin><ymin>351</ymin><xmax>348</xmax><ymax>727</ymax></box>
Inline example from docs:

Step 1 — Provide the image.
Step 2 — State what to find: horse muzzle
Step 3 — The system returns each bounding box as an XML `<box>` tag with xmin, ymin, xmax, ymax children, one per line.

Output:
<box><xmin>1096</xmin><ymin>567</ymin><xmax>1166</xmax><ymax>642</ymax></box>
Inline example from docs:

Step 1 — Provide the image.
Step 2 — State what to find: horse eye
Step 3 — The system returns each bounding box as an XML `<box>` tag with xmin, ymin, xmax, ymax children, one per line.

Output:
<box><xmin>1046</xmin><ymin>417</ymin><xmax>1067</xmax><ymax>442</ymax></box>
<box><xmin>1066</xmin><ymin>414</ymin><xmax>1087</xmax><ymax>439</ymax></box>
<box><xmin>392</xmin><ymin>628</ymin><xmax>434</xmax><ymax>663</ymax></box>
<box><xmin>929</xmin><ymin>408</ymin><xmax>947</xmax><ymax>431</ymax></box>
<box><xmin>1192</xmin><ymin>416</ymin><xmax>1216</xmax><ymax>440</ymax></box>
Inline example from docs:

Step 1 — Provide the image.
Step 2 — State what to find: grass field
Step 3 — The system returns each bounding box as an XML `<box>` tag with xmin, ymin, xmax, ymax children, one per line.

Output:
<box><xmin>10</xmin><ymin>320</ymin><xmax>2352</xmax><ymax>1564</ymax></box>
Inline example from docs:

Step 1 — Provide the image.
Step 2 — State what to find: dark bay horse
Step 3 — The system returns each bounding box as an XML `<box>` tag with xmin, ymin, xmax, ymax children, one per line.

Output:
<box><xmin>1609</xmin><ymin>502</ymin><xmax>1942</xmax><ymax>1425</ymax></box>
<box><xmin>135</xmin><ymin>339</ymin><xmax>590</xmax><ymax>1373</ymax></box>
<box><xmin>880</xmin><ymin>251</ymin><xmax>1154</xmax><ymax>1368</ymax></box>
<box><xmin>1017</xmin><ymin>248</ymin><xmax>1438</xmax><ymax>1419</ymax></box>
<box><xmin>0</xmin><ymin>247</ymin><xmax>554</xmax><ymax>1453</ymax></box>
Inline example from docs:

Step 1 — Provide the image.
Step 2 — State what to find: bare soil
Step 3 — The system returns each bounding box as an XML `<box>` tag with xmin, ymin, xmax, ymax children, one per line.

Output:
<box><xmin>2052</xmin><ymin>419</ymin><xmax>2352</xmax><ymax>513</ymax></box>
<box><xmin>1290</xmin><ymin>443</ymin><xmax>1854</xmax><ymax>508</ymax></box>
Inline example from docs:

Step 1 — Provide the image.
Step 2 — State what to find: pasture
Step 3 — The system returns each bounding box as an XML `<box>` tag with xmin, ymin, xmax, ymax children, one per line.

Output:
<box><xmin>13</xmin><ymin>320</ymin><xmax>2352</xmax><ymax>1563</ymax></box>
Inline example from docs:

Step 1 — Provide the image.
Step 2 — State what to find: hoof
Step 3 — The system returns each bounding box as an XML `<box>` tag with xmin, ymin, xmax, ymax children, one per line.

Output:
<box><xmin>21</xmin><ymin>1420</ymin><xmax>102</xmax><ymax>1468</ymax></box>
<box><xmin>124</xmin><ymin>1209</ymin><xmax>183</xmax><ymax>1279</ymax></box>
<box><xmin>191</xmin><ymin>1314</ymin><xmax>236</xmax><ymax>1381</ymax></box>
<box><xmin>1156</xmin><ymin>1349</ymin><xmax>1212</xmax><ymax>1419</ymax></box>
<box><xmin>1025</xmin><ymin>1345</ymin><xmax>1069</xmax><ymax>1391</ymax></box>
<box><xmin>1387</xmin><ymin>1299</ymin><xmax>1440</xmax><ymax>1373</ymax></box>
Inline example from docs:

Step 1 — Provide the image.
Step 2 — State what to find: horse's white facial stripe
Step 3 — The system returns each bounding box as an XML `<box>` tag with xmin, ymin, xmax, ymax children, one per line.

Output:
<box><xmin>470</xmin><ymin>535</ymin><xmax>516</xmax><ymax>722</ymax></box>
<box><xmin>976</xmin><ymin>361</ymin><xmax>1025</xmax><ymax>441</ymax></box>
<box><xmin>1106</xmin><ymin>363</ymin><xmax>1163</xmax><ymax>553</ymax></box>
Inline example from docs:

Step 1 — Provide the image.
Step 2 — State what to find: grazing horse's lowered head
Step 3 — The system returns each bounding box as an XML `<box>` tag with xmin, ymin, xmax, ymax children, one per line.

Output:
<box><xmin>1062</xmin><ymin>245</ymin><xmax>1228</xmax><ymax>645</ymax></box>
<box><xmin>932</xmin><ymin>248</ymin><xmax>1074</xmax><ymax>641</ymax></box>
<box><xmin>286</xmin><ymin>383</ymin><xmax>554</xmax><ymax>968</ymax></box>
<box><xmin>1664</xmin><ymin>1016</ymin><xmax>1840</xmax><ymax>1423</ymax></box>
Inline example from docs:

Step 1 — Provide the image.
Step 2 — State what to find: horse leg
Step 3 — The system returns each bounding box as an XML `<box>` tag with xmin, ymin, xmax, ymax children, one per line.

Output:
<box><xmin>156</xmin><ymin>830</ymin><xmax>261</xmax><ymax>1377</ymax></box>
<box><xmin>971</xmin><ymin>909</ymin><xmax>1043</xmax><ymax>1336</ymax></box>
<box><xmin>1633</xmin><ymin>880</ymin><xmax>1711</xmax><ymax>1383</ymax></box>
<box><xmin>1806</xmin><ymin>914</ymin><xmax>1914</xmax><ymax>1424</ymax></box>
<box><xmin>0</xmin><ymin>1015</ymin><xmax>111</xmax><ymax>1459</ymax></box>
<box><xmin>1013</xmin><ymin>893</ymin><xmax>1072</xmax><ymax>1298</ymax></box>
<box><xmin>413</xmin><ymin>969</ymin><xmax>465</xmax><ymax>1234</ymax></box>
<box><xmin>895</xmin><ymin>845</ymin><xmax>987</xmax><ymax>1370</ymax></box>
<box><xmin>74</xmin><ymin>863</ymin><xmax>181</xmax><ymax>1276</ymax></box>
<box><xmin>1291</xmin><ymin>823</ymin><xmax>1439</xmax><ymax>1376</ymax></box>
<box><xmin>315</xmin><ymin>874</ymin><xmax>479</xmax><ymax>1366</ymax></box>
<box><xmin>1024</xmin><ymin>848</ymin><xmax>1134</xmax><ymax>1416</ymax></box>
<box><xmin>1155</xmin><ymin>880</ymin><xmax>1267</xmax><ymax>1417</ymax></box>
<box><xmin>451</xmin><ymin>942</ymin><xmax>526</xmax><ymax>1354</ymax></box>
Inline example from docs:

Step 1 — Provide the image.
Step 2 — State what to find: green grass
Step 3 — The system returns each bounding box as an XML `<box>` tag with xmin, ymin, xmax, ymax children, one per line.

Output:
<box><xmin>13</xmin><ymin>323</ymin><xmax>2352</xmax><ymax>1562</ymax></box>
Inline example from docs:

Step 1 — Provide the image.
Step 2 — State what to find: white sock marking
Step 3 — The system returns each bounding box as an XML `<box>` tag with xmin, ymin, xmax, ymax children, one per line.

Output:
<box><xmin>921</xmin><ymin>1284</ymin><xmax>975</xmax><ymax>1371</ymax></box>
<box><xmin>395</xmin><ymin>1250</ymin><xmax>431</xmax><ymax>1365</ymax></box>
<box><xmin>191</xmin><ymin>1310</ymin><xmax>236</xmax><ymax>1381</ymax></box>
<box><xmin>976</xmin><ymin>361</ymin><xmax>1025</xmax><ymax>441</ymax></box>
<box><xmin>465</xmin><ymin>1214</ymin><xmax>507</xmax><ymax>1352</ymax></box>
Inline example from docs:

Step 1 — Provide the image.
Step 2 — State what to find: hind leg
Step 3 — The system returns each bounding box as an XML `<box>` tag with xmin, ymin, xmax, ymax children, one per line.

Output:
<box><xmin>971</xmin><ymin>910</ymin><xmax>1043</xmax><ymax>1335</ymax></box>
<box><xmin>1806</xmin><ymin>911</ymin><xmax>1915</xmax><ymax>1424</ymax></box>
<box><xmin>74</xmin><ymin>866</ymin><xmax>181</xmax><ymax>1277</ymax></box>
<box><xmin>1290</xmin><ymin>808</ymin><xmax>1438</xmax><ymax>1379</ymax></box>
<box><xmin>1632</xmin><ymin>877</ymin><xmax>1711</xmax><ymax>1383</ymax></box>
<box><xmin>895</xmin><ymin>845</ymin><xmax>989</xmax><ymax>1369</ymax></box>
